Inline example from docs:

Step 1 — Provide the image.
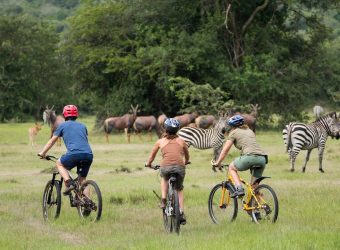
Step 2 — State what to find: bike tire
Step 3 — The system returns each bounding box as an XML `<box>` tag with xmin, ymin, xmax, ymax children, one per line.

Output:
<box><xmin>42</xmin><ymin>180</ymin><xmax>61</xmax><ymax>221</ymax></box>
<box><xmin>208</xmin><ymin>183</ymin><xmax>238</xmax><ymax>224</ymax></box>
<box><xmin>173</xmin><ymin>189</ymin><xmax>181</xmax><ymax>234</ymax></box>
<box><xmin>163</xmin><ymin>188</ymin><xmax>173</xmax><ymax>233</ymax></box>
<box><xmin>250</xmin><ymin>184</ymin><xmax>279</xmax><ymax>224</ymax></box>
<box><xmin>77</xmin><ymin>180</ymin><xmax>102</xmax><ymax>222</ymax></box>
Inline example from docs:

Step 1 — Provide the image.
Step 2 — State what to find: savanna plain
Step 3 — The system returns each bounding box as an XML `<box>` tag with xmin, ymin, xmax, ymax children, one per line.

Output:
<box><xmin>0</xmin><ymin>117</ymin><xmax>339</xmax><ymax>250</ymax></box>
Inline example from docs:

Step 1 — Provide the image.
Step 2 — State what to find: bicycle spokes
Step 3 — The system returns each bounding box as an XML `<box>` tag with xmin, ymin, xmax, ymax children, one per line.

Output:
<box><xmin>77</xmin><ymin>180</ymin><xmax>102</xmax><ymax>222</ymax></box>
<box><xmin>250</xmin><ymin>184</ymin><xmax>278</xmax><ymax>224</ymax></box>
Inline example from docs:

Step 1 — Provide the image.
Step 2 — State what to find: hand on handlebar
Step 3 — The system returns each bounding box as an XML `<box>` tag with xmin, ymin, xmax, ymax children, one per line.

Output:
<box><xmin>37</xmin><ymin>153</ymin><xmax>45</xmax><ymax>159</ymax></box>
<box><xmin>211</xmin><ymin>160</ymin><xmax>224</xmax><ymax>172</ymax></box>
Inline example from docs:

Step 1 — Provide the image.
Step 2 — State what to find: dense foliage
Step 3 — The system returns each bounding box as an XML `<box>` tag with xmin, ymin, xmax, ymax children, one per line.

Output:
<box><xmin>0</xmin><ymin>0</ymin><xmax>339</xmax><ymax>126</ymax></box>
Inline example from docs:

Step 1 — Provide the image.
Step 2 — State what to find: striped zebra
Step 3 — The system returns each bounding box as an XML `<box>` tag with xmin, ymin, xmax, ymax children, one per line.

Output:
<box><xmin>282</xmin><ymin>112</ymin><xmax>339</xmax><ymax>173</ymax></box>
<box><xmin>178</xmin><ymin>116</ymin><xmax>229</xmax><ymax>161</ymax></box>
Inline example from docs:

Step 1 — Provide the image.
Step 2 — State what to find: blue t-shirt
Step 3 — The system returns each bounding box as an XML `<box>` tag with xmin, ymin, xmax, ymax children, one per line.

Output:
<box><xmin>53</xmin><ymin>120</ymin><xmax>92</xmax><ymax>155</ymax></box>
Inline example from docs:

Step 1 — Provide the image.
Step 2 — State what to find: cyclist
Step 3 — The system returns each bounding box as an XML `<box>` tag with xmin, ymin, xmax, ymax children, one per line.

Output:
<box><xmin>38</xmin><ymin>105</ymin><xmax>93</xmax><ymax>195</ymax></box>
<box><xmin>145</xmin><ymin>118</ymin><xmax>190</xmax><ymax>225</ymax></box>
<box><xmin>212</xmin><ymin>115</ymin><xmax>267</xmax><ymax>198</ymax></box>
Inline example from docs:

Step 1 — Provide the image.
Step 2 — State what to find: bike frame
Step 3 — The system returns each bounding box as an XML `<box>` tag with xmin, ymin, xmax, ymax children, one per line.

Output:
<box><xmin>220</xmin><ymin>167</ymin><xmax>267</xmax><ymax>213</ymax></box>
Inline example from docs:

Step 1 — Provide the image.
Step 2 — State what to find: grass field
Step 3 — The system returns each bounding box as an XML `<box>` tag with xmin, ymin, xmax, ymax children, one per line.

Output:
<box><xmin>0</xmin><ymin>117</ymin><xmax>340</xmax><ymax>249</ymax></box>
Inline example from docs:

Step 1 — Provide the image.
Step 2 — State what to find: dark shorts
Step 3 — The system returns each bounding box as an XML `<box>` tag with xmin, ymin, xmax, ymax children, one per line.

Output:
<box><xmin>60</xmin><ymin>153</ymin><xmax>93</xmax><ymax>177</ymax></box>
<box><xmin>160</xmin><ymin>165</ymin><xmax>186</xmax><ymax>191</ymax></box>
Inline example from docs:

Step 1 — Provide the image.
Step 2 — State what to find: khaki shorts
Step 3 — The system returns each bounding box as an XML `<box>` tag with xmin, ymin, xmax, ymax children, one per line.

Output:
<box><xmin>160</xmin><ymin>165</ymin><xmax>186</xmax><ymax>191</ymax></box>
<box><xmin>233</xmin><ymin>155</ymin><xmax>266</xmax><ymax>178</ymax></box>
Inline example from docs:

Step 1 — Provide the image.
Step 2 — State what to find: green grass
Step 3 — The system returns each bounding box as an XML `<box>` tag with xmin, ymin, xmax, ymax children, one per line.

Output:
<box><xmin>0</xmin><ymin>118</ymin><xmax>340</xmax><ymax>249</ymax></box>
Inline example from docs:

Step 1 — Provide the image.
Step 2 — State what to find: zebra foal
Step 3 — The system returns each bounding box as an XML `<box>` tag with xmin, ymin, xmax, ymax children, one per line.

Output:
<box><xmin>282</xmin><ymin>112</ymin><xmax>339</xmax><ymax>173</ymax></box>
<box><xmin>178</xmin><ymin>116</ymin><xmax>228</xmax><ymax>162</ymax></box>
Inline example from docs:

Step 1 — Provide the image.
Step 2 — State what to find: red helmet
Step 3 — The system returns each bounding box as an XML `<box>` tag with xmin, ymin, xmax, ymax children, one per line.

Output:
<box><xmin>63</xmin><ymin>105</ymin><xmax>78</xmax><ymax>118</ymax></box>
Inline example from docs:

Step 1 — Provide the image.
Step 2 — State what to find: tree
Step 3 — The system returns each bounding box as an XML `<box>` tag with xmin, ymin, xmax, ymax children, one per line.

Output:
<box><xmin>0</xmin><ymin>15</ymin><xmax>70</xmax><ymax>121</ymax></box>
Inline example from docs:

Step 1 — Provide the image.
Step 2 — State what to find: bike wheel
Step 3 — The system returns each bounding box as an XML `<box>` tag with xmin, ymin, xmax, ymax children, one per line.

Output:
<box><xmin>208</xmin><ymin>183</ymin><xmax>238</xmax><ymax>224</ymax></box>
<box><xmin>163</xmin><ymin>186</ymin><xmax>180</xmax><ymax>234</ymax></box>
<box><xmin>173</xmin><ymin>189</ymin><xmax>181</xmax><ymax>234</ymax></box>
<box><xmin>42</xmin><ymin>180</ymin><xmax>61</xmax><ymax>221</ymax></box>
<box><xmin>250</xmin><ymin>184</ymin><xmax>279</xmax><ymax>224</ymax></box>
<box><xmin>77</xmin><ymin>180</ymin><xmax>102</xmax><ymax>222</ymax></box>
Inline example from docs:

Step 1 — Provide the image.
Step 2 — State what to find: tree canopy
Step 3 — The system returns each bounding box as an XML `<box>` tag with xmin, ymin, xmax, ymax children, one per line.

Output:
<box><xmin>0</xmin><ymin>0</ymin><xmax>339</xmax><ymax>126</ymax></box>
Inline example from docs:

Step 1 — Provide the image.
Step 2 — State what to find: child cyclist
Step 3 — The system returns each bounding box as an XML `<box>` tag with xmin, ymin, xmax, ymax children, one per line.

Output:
<box><xmin>212</xmin><ymin>115</ymin><xmax>267</xmax><ymax>198</ymax></box>
<box><xmin>145</xmin><ymin>118</ymin><xmax>190</xmax><ymax>224</ymax></box>
<box><xmin>38</xmin><ymin>105</ymin><xmax>93</xmax><ymax>195</ymax></box>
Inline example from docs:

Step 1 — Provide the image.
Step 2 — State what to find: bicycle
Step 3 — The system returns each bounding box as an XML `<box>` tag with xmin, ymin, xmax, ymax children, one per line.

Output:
<box><xmin>208</xmin><ymin>164</ymin><xmax>278</xmax><ymax>224</ymax></box>
<box><xmin>39</xmin><ymin>155</ymin><xmax>102</xmax><ymax>222</ymax></box>
<box><xmin>146</xmin><ymin>165</ymin><xmax>183</xmax><ymax>234</ymax></box>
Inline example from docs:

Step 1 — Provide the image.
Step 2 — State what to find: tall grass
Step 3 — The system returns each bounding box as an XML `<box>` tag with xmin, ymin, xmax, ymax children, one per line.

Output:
<box><xmin>0</xmin><ymin>119</ymin><xmax>339</xmax><ymax>249</ymax></box>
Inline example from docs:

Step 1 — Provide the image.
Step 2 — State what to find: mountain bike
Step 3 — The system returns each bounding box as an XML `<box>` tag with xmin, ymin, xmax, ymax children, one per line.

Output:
<box><xmin>39</xmin><ymin>155</ymin><xmax>102</xmax><ymax>222</ymax></box>
<box><xmin>146</xmin><ymin>165</ymin><xmax>182</xmax><ymax>234</ymax></box>
<box><xmin>208</xmin><ymin>164</ymin><xmax>278</xmax><ymax>224</ymax></box>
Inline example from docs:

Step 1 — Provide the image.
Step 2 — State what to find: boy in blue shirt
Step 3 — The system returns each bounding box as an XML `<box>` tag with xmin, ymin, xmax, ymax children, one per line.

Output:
<box><xmin>39</xmin><ymin>105</ymin><xmax>93</xmax><ymax>195</ymax></box>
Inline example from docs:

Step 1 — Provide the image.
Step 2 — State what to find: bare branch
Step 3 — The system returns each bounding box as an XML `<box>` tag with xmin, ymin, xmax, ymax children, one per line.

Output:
<box><xmin>224</xmin><ymin>4</ymin><xmax>233</xmax><ymax>35</ymax></box>
<box><xmin>242</xmin><ymin>0</ymin><xmax>269</xmax><ymax>35</ymax></box>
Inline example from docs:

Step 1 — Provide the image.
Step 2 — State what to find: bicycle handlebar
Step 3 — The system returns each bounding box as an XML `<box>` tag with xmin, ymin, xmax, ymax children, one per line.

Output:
<box><xmin>145</xmin><ymin>161</ymin><xmax>191</xmax><ymax>170</ymax></box>
<box><xmin>37</xmin><ymin>154</ymin><xmax>58</xmax><ymax>162</ymax></box>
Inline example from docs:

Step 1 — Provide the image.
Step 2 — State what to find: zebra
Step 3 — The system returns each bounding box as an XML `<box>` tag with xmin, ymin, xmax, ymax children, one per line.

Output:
<box><xmin>178</xmin><ymin>116</ymin><xmax>229</xmax><ymax>162</ymax></box>
<box><xmin>313</xmin><ymin>105</ymin><xmax>324</xmax><ymax>119</ymax></box>
<box><xmin>282</xmin><ymin>112</ymin><xmax>340</xmax><ymax>173</ymax></box>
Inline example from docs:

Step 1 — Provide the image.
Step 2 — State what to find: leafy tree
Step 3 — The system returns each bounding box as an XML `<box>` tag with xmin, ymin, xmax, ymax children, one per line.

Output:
<box><xmin>0</xmin><ymin>15</ymin><xmax>70</xmax><ymax>121</ymax></box>
<box><xmin>167</xmin><ymin>77</ymin><xmax>232</xmax><ymax>114</ymax></box>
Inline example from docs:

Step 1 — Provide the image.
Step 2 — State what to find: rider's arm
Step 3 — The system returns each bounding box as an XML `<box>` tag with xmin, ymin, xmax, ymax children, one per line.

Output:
<box><xmin>183</xmin><ymin>142</ymin><xmax>190</xmax><ymax>165</ymax></box>
<box><xmin>38</xmin><ymin>135</ymin><xmax>59</xmax><ymax>157</ymax></box>
<box><xmin>145</xmin><ymin>140</ymin><xmax>160</xmax><ymax>166</ymax></box>
<box><xmin>214</xmin><ymin>139</ymin><xmax>233</xmax><ymax>166</ymax></box>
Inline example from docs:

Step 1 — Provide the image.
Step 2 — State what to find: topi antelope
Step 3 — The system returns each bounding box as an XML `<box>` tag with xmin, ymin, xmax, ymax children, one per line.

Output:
<box><xmin>104</xmin><ymin>104</ymin><xmax>140</xmax><ymax>143</ymax></box>
<box><xmin>133</xmin><ymin>115</ymin><xmax>161</xmax><ymax>141</ymax></box>
<box><xmin>43</xmin><ymin>105</ymin><xmax>64</xmax><ymax>146</ymax></box>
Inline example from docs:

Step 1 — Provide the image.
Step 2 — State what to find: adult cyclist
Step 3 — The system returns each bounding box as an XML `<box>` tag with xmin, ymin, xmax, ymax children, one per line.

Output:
<box><xmin>38</xmin><ymin>105</ymin><xmax>93</xmax><ymax>195</ymax></box>
<box><xmin>212</xmin><ymin>115</ymin><xmax>267</xmax><ymax>198</ymax></box>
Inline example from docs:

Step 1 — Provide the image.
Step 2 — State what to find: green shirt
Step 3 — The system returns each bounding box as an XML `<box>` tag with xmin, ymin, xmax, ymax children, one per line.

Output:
<box><xmin>227</xmin><ymin>127</ymin><xmax>265</xmax><ymax>155</ymax></box>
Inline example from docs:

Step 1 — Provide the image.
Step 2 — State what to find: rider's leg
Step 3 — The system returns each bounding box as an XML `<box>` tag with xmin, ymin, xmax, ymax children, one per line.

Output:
<box><xmin>178</xmin><ymin>190</ymin><xmax>184</xmax><ymax>212</ymax></box>
<box><xmin>161</xmin><ymin>178</ymin><xmax>168</xmax><ymax>199</ymax></box>
<box><xmin>160</xmin><ymin>178</ymin><xmax>168</xmax><ymax>208</ymax></box>
<box><xmin>229</xmin><ymin>162</ymin><xmax>242</xmax><ymax>186</ymax></box>
<box><xmin>56</xmin><ymin>159</ymin><xmax>71</xmax><ymax>183</ymax></box>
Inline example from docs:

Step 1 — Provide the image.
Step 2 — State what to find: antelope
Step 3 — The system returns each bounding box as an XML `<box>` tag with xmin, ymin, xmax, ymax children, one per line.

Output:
<box><xmin>28</xmin><ymin>122</ymin><xmax>42</xmax><ymax>146</ymax></box>
<box><xmin>195</xmin><ymin>115</ymin><xmax>216</xmax><ymax>129</ymax></box>
<box><xmin>227</xmin><ymin>104</ymin><xmax>261</xmax><ymax>133</ymax></box>
<box><xmin>174</xmin><ymin>112</ymin><xmax>199</xmax><ymax>128</ymax></box>
<box><xmin>133</xmin><ymin>115</ymin><xmax>160</xmax><ymax>141</ymax></box>
<box><xmin>157</xmin><ymin>114</ymin><xmax>167</xmax><ymax>135</ymax></box>
<box><xmin>104</xmin><ymin>104</ymin><xmax>139</xmax><ymax>143</ymax></box>
<box><xmin>43</xmin><ymin>105</ymin><xmax>64</xmax><ymax>146</ymax></box>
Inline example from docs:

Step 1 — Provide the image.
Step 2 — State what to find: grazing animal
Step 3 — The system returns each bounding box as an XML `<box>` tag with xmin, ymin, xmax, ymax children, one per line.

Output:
<box><xmin>228</xmin><ymin>104</ymin><xmax>260</xmax><ymax>133</ymax></box>
<box><xmin>313</xmin><ymin>105</ymin><xmax>324</xmax><ymax>119</ymax></box>
<box><xmin>174</xmin><ymin>112</ymin><xmax>199</xmax><ymax>128</ymax></box>
<box><xmin>178</xmin><ymin>115</ymin><xmax>229</xmax><ymax>161</ymax></box>
<box><xmin>133</xmin><ymin>115</ymin><xmax>160</xmax><ymax>141</ymax></box>
<box><xmin>104</xmin><ymin>104</ymin><xmax>139</xmax><ymax>143</ymax></box>
<box><xmin>28</xmin><ymin>122</ymin><xmax>42</xmax><ymax>146</ymax></box>
<box><xmin>43</xmin><ymin>106</ymin><xmax>64</xmax><ymax>146</ymax></box>
<box><xmin>282</xmin><ymin>112</ymin><xmax>340</xmax><ymax>173</ymax></box>
<box><xmin>195</xmin><ymin>115</ymin><xmax>216</xmax><ymax>129</ymax></box>
<box><xmin>157</xmin><ymin>114</ymin><xmax>167</xmax><ymax>135</ymax></box>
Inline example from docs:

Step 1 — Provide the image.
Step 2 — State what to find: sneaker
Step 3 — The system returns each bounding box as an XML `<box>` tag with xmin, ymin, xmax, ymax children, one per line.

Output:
<box><xmin>230</xmin><ymin>186</ymin><xmax>245</xmax><ymax>198</ymax></box>
<box><xmin>254</xmin><ymin>211</ymin><xmax>262</xmax><ymax>221</ymax></box>
<box><xmin>63</xmin><ymin>181</ymin><xmax>76</xmax><ymax>196</ymax></box>
<box><xmin>180</xmin><ymin>212</ymin><xmax>186</xmax><ymax>225</ymax></box>
<box><xmin>159</xmin><ymin>198</ymin><xmax>166</xmax><ymax>209</ymax></box>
